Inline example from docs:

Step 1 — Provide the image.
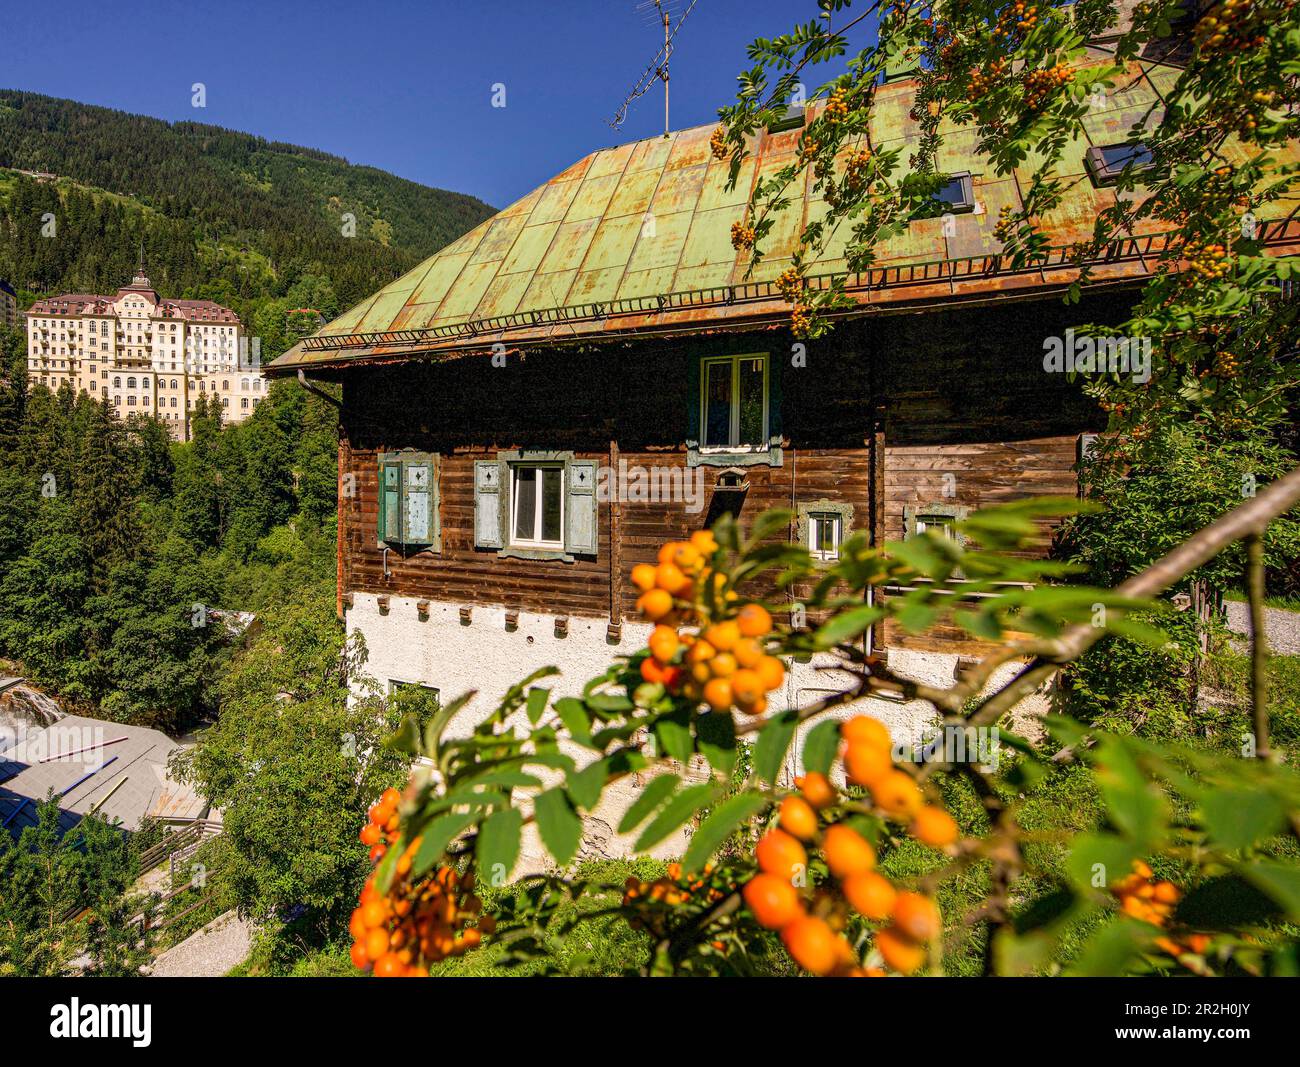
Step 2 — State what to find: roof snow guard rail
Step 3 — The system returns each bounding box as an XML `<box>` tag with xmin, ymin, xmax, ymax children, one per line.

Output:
<box><xmin>297</xmin><ymin>220</ymin><xmax>1299</xmax><ymax>354</ymax></box>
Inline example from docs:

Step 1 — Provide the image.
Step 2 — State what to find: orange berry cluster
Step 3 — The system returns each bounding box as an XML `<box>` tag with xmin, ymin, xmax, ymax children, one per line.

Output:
<box><xmin>710</xmin><ymin>125</ymin><xmax>728</xmax><ymax>161</ymax></box>
<box><xmin>633</xmin><ymin>535</ymin><xmax>788</xmax><ymax>718</ymax></box>
<box><xmin>843</xmin><ymin>148</ymin><xmax>873</xmax><ymax>189</ymax></box>
<box><xmin>731</xmin><ymin>220</ymin><xmax>756</xmax><ymax>250</ymax></box>
<box><xmin>622</xmin><ymin>861</ymin><xmax>731</xmax><ymax>939</ymax></box>
<box><xmin>968</xmin><ymin>58</ymin><xmax>1007</xmax><ymax>97</ymax></box>
<box><xmin>1214</xmin><ymin>350</ymin><xmax>1240</xmax><ymax>378</ymax></box>
<box><xmin>1182</xmin><ymin>236</ymin><xmax>1233</xmax><ymax>280</ymax></box>
<box><xmin>776</xmin><ymin>266</ymin><xmax>804</xmax><ymax>302</ymax></box>
<box><xmin>993</xmin><ymin>203</ymin><xmax>1017</xmax><ymax>244</ymax></box>
<box><xmin>790</xmin><ymin>303</ymin><xmax>815</xmax><ymax>339</ymax></box>
<box><xmin>1021</xmin><ymin>63</ymin><xmax>1074</xmax><ymax>111</ymax></box>
<box><xmin>822</xmin><ymin>88</ymin><xmax>850</xmax><ymax>123</ymax></box>
<box><xmin>1194</xmin><ymin>0</ymin><xmax>1269</xmax><ymax>54</ymax></box>
<box><xmin>1110</xmin><ymin>860</ymin><xmax>1210</xmax><ymax>962</ymax></box>
<box><xmin>799</xmin><ymin>138</ymin><xmax>821</xmax><ymax>164</ymax></box>
<box><xmin>995</xmin><ymin>1</ymin><xmax>1040</xmax><ymax>42</ymax></box>
<box><xmin>1111</xmin><ymin>860</ymin><xmax>1181</xmax><ymax>926</ymax></box>
<box><xmin>742</xmin><ymin>717</ymin><xmax>960</xmax><ymax>976</ymax></box>
<box><xmin>350</xmin><ymin>789</ymin><xmax>494</xmax><ymax>977</ymax></box>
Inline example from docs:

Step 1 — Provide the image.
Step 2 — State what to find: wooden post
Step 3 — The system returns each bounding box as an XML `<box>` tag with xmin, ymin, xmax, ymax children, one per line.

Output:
<box><xmin>609</xmin><ymin>438</ymin><xmax>622</xmax><ymax>632</ymax></box>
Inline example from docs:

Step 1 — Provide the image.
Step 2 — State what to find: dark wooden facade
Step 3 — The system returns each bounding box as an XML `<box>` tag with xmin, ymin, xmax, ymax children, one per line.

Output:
<box><xmin>332</xmin><ymin>292</ymin><xmax>1128</xmax><ymax>653</ymax></box>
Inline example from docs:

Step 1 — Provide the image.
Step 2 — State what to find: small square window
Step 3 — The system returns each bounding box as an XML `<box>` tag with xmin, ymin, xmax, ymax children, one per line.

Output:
<box><xmin>904</xmin><ymin>503</ymin><xmax>968</xmax><ymax>542</ymax></box>
<box><xmin>808</xmin><ymin>512</ymin><xmax>842</xmax><ymax>561</ymax></box>
<box><xmin>510</xmin><ymin>464</ymin><xmax>564</xmax><ymax>549</ymax></box>
<box><xmin>915</xmin><ymin>513</ymin><xmax>958</xmax><ymax>539</ymax></box>
<box><xmin>1085</xmin><ymin>142</ymin><xmax>1154</xmax><ymax>185</ymax></box>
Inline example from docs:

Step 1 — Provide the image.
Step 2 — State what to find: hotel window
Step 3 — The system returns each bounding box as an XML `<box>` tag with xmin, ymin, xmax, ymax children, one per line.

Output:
<box><xmin>689</xmin><ymin>352</ymin><xmax>781</xmax><ymax>468</ymax></box>
<box><xmin>241</xmin><ymin>397</ymin><xmax>249</xmax><ymax>410</ymax></box>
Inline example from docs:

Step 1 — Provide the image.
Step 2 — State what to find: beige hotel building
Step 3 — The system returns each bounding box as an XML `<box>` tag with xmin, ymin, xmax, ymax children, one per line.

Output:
<box><xmin>26</xmin><ymin>269</ymin><xmax>266</xmax><ymax>440</ymax></box>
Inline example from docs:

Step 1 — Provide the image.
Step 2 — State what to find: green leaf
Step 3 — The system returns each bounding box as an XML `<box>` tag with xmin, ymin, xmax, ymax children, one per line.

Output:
<box><xmin>1200</xmin><ymin>789</ymin><xmax>1287</xmax><ymax>852</ymax></box>
<box><xmin>525</xmin><ymin>686</ymin><xmax>550</xmax><ymax>725</ymax></box>
<box><xmin>635</xmin><ymin>783</ymin><xmax>717</xmax><ymax>851</ymax></box>
<box><xmin>812</xmin><ymin>604</ymin><xmax>882</xmax><ymax>649</ymax></box>
<box><xmin>424</xmin><ymin>693</ymin><xmax>473</xmax><ymax>759</ymax></box>
<box><xmin>412</xmin><ymin>810</ymin><xmax>480</xmax><ymax>878</ymax></box>
<box><xmin>1237</xmin><ymin>860</ymin><xmax>1300</xmax><ymax>922</ymax></box>
<box><xmin>1065</xmin><ymin>917</ymin><xmax>1157</xmax><ymax>976</ymax></box>
<box><xmin>696</xmin><ymin>712</ymin><xmax>738</xmax><ymax>776</ymax></box>
<box><xmin>653</xmin><ymin>706</ymin><xmax>694</xmax><ymax>763</ymax></box>
<box><xmin>553</xmin><ymin>697</ymin><xmax>594</xmax><ymax>746</ymax></box>
<box><xmin>1064</xmin><ymin>832</ymin><xmax>1144</xmax><ymax>893</ymax></box>
<box><xmin>618</xmin><ymin>773</ymin><xmax>680</xmax><ymax>834</ymax></box>
<box><xmin>534</xmin><ymin>788</ymin><xmax>582</xmax><ymax>866</ymax></box>
<box><xmin>567</xmin><ymin>757</ymin><xmax>612</xmax><ymax>811</ymax></box>
<box><xmin>683</xmin><ymin>792</ymin><xmax>769</xmax><ymax>874</ymax></box>
<box><xmin>753</xmin><ymin>709</ymin><xmax>799</xmax><ymax>785</ymax></box>
<box><xmin>476</xmin><ymin>808</ymin><xmax>523</xmax><ymax>885</ymax></box>
<box><xmin>801</xmin><ymin>718</ymin><xmax>842</xmax><ymax>776</ymax></box>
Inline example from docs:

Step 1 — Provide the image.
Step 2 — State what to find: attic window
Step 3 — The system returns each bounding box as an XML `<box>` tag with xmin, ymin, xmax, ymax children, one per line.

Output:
<box><xmin>933</xmin><ymin>172</ymin><xmax>975</xmax><ymax>214</ymax></box>
<box><xmin>1085</xmin><ymin>143</ymin><xmax>1154</xmax><ymax>186</ymax></box>
<box><xmin>767</xmin><ymin>103</ymin><xmax>806</xmax><ymax>134</ymax></box>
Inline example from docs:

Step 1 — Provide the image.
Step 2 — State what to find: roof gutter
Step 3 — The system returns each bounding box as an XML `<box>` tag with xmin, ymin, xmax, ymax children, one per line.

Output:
<box><xmin>296</xmin><ymin>368</ymin><xmax>342</xmax><ymax>408</ymax></box>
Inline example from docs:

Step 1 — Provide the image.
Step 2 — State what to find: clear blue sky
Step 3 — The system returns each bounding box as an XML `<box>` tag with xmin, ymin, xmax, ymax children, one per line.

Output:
<box><xmin>0</xmin><ymin>0</ymin><xmax>857</xmax><ymax>209</ymax></box>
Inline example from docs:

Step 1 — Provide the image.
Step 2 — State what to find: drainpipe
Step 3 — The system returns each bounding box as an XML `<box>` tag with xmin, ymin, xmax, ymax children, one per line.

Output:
<box><xmin>296</xmin><ymin>369</ymin><xmax>342</xmax><ymax>409</ymax></box>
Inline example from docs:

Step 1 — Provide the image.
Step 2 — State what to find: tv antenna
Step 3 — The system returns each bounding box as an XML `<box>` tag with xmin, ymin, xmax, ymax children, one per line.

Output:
<box><xmin>609</xmin><ymin>0</ymin><xmax>702</xmax><ymax>138</ymax></box>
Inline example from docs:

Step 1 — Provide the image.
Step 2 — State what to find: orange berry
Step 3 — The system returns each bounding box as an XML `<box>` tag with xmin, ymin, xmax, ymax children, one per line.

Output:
<box><xmin>892</xmin><ymin>892</ymin><xmax>940</xmax><ymax>941</ymax></box>
<box><xmin>911</xmin><ymin>806</ymin><xmax>959</xmax><ymax>848</ymax></box>
<box><xmin>823</xmin><ymin>823</ymin><xmax>876</xmax><ymax>878</ymax></box>
<box><xmin>349</xmin><ymin>939</ymin><xmax>369</xmax><ymax>969</ymax></box>
<box><xmin>380</xmin><ymin>788</ymin><xmax>400</xmax><ymax>807</ymax></box>
<box><xmin>670</xmin><ymin>543</ymin><xmax>703</xmax><ymax>572</ymax></box>
<box><xmin>842</xmin><ymin>715</ymin><xmax>891</xmax><ymax>750</ymax></box>
<box><xmin>360</xmin><ymin>822</ymin><xmax>381</xmax><ymax>846</ymax></box>
<box><xmin>781</xmin><ymin>916</ymin><xmax>839</xmax><ymax>976</ymax></box>
<box><xmin>1153</xmin><ymin>881</ymin><xmax>1181</xmax><ymax>905</ymax></box>
<box><xmin>842</xmin><ymin>871</ymin><xmax>897</xmax><ymax>920</ymax></box>
<box><xmin>689</xmin><ymin>660</ymin><xmax>713</xmax><ymax>685</ymax></box>
<box><xmin>361</xmin><ymin>900</ymin><xmax>387</xmax><ymax>928</ymax></box>
<box><xmin>631</xmin><ymin>563</ymin><xmax>658</xmax><ymax>592</ymax></box>
<box><xmin>845</xmin><ymin>741</ymin><xmax>892</xmax><ymax>786</ymax></box>
<box><xmin>797</xmin><ymin>772</ymin><xmax>836</xmax><ymax>809</ymax></box>
<box><xmin>755</xmin><ymin>655</ymin><xmax>785</xmax><ymax>691</ymax></box>
<box><xmin>373</xmin><ymin>952</ymin><xmax>406</xmax><ymax>978</ymax></box>
<box><xmin>658</xmin><ymin>541</ymin><xmax>685</xmax><ymax>565</ymax></box>
<box><xmin>686</xmin><ymin>639</ymin><xmax>716</xmax><ymax>665</ymax></box>
<box><xmin>734</xmin><ymin>694</ymin><xmax>768</xmax><ymax>717</ymax></box>
<box><xmin>348</xmin><ymin>907</ymin><xmax>367</xmax><ymax>940</ymax></box>
<box><xmin>876</xmin><ymin>926</ymin><xmax>926</xmax><ymax>974</ymax></box>
<box><xmin>637</xmin><ymin>588</ymin><xmax>674</xmax><ymax>621</ymax></box>
<box><xmin>737</xmin><ymin>603</ymin><xmax>773</xmax><ymax>637</ymax></box>
<box><xmin>640</xmin><ymin>656</ymin><xmax>671</xmax><ymax>685</ymax></box>
<box><xmin>709</xmin><ymin>652</ymin><xmax>738</xmax><ymax>677</ymax></box>
<box><xmin>730</xmin><ymin>668</ymin><xmax>764</xmax><ymax>705</ymax></box>
<box><xmin>743</xmin><ymin>873</ymin><xmax>804</xmax><ymax>930</ymax></box>
<box><xmin>704</xmin><ymin>620</ymin><xmax>741</xmax><ymax>652</ymax></box>
<box><xmin>733</xmin><ymin>637</ymin><xmax>763</xmax><ymax>668</ymax></box>
<box><xmin>648</xmin><ymin>624</ymin><xmax>680</xmax><ymax>664</ymax></box>
<box><xmin>756</xmin><ymin>828</ymin><xmax>807</xmax><ymax>882</ymax></box>
<box><xmin>703</xmin><ymin>677</ymin><xmax>734</xmax><ymax>712</ymax></box>
<box><xmin>690</xmin><ymin>530</ymin><xmax>718</xmax><ymax>554</ymax></box>
<box><xmin>365</xmin><ymin>927</ymin><xmax>390</xmax><ymax>961</ymax></box>
<box><xmin>871</xmin><ymin>770</ymin><xmax>923</xmax><ymax>819</ymax></box>
<box><xmin>779</xmin><ymin>795</ymin><xmax>819</xmax><ymax>841</ymax></box>
<box><xmin>655</xmin><ymin>562</ymin><xmax>691</xmax><ymax>595</ymax></box>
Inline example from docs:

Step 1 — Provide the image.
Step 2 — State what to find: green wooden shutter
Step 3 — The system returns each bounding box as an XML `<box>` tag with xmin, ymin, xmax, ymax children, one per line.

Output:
<box><xmin>402</xmin><ymin>456</ymin><xmax>435</xmax><ymax>547</ymax></box>
<box><xmin>564</xmin><ymin>459</ymin><xmax>597</xmax><ymax>556</ymax></box>
<box><xmin>474</xmin><ymin>459</ymin><xmax>503</xmax><ymax>549</ymax></box>
<box><xmin>379</xmin><ymin>454</ymin><xmax>402</xmax><ymax>545</ymax></box>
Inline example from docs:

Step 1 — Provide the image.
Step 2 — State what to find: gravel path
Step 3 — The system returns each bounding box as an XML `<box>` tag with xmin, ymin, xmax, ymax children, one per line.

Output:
<box><xmin>147</xmin><ymin>911</ymin><xmax>253</xmax><ymax>978</ymax></box>
<box><xmin>1224</xmin><ymin>601</ymin><xmax>1300</xmax><ymax>656</ymax></box>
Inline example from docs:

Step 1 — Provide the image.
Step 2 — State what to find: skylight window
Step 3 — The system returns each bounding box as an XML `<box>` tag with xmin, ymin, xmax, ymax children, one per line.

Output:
<box><xmin>1086</xmin><ymin>143</ymin><xmax>1154</xmax><ymax>185</ymax></box>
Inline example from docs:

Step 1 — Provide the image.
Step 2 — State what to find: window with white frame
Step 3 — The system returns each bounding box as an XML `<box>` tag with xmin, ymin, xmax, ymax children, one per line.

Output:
<box><xmin>510</xmin><ymin>464</ymin><xmax>564</xmax><ymax>549</ymax></box>
<box><xmin>807</xmin><ymin>511</ymin><xmax>843</xmax><ymax>561</ymax></box>
<box><xmin>914</xmin><ymin>512</ymin><xmax>959</xmax><ymax>540</ymax></box>
<box><xmin>701</xmin><ymin>353</ymin><xmax>768</xmax><ymax>450</ymax></box>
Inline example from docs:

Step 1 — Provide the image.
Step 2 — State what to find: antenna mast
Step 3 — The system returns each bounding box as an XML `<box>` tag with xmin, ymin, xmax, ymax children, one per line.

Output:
<box><xmin>609</xmin><ymin>0</ymin><xmax>701</xmax><ymax>138</ymax></box>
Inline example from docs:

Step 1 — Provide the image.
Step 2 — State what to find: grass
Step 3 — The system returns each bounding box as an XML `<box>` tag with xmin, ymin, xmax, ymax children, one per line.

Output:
<box><xmin>1224</xmin><ymin>589</ymin><xmax>1300</xmax><ymax>612</ymax></box>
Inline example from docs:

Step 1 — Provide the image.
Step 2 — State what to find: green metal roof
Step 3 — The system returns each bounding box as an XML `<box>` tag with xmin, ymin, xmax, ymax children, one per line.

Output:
<box><xmin>270</xmin><ymin>55</ymin><xmax>1300</xmax><ymax>373</ymax></box>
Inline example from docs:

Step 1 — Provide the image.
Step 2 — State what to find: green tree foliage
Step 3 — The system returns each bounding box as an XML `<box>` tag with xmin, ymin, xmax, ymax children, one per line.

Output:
<box><xmin>175</xmin><ymin>596</ymin><xmax>412</xmax><ymax>940</ymax></box>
